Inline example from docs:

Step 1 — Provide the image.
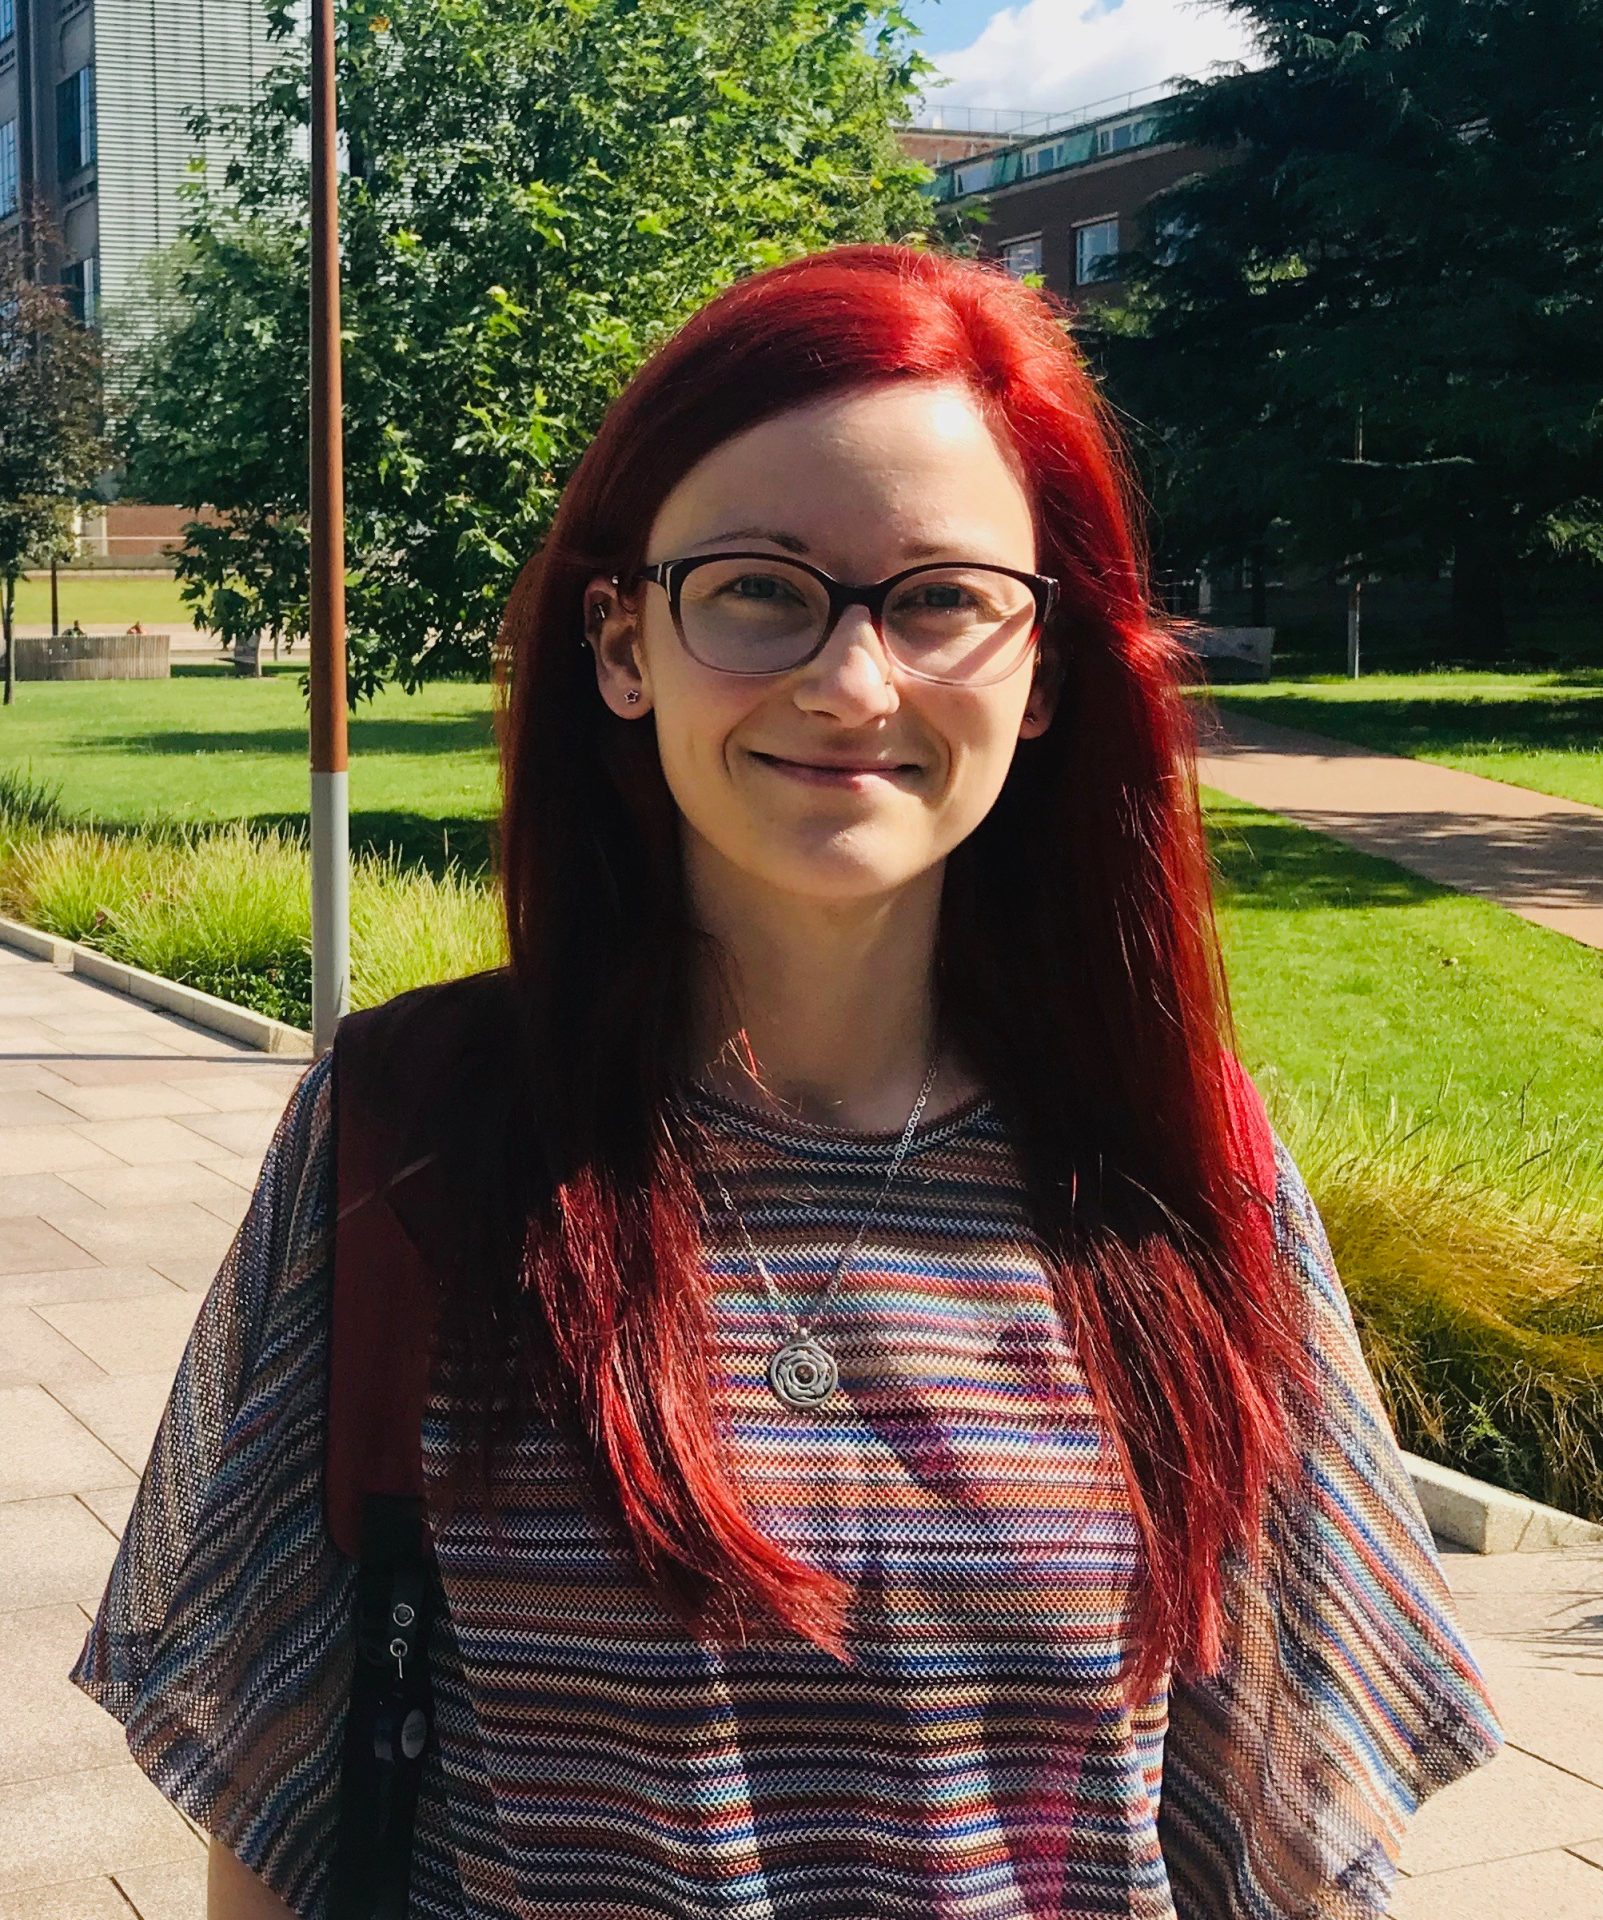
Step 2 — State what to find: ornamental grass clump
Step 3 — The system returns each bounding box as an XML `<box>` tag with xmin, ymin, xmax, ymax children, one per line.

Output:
<box><xmin>1267</xmin><ymin>1068</ymin><xmax>1603</xmax><ymax>1524</ymax></box>
<box><xmin>0</xmin><ymin>801</ymin><xmax>505</xmax><ymax>1030</ymax></box>
<box><xmin>351</xmin><ymin>851</ymin><xmax>506</xmax><ymax>1008</ymax></box>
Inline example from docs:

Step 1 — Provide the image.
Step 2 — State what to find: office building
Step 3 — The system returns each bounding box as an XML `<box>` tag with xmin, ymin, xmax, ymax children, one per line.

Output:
<box><xmin>0</xmin><ymin>0</ymin><xmax>273</xmax><ymax>330</ymax></box>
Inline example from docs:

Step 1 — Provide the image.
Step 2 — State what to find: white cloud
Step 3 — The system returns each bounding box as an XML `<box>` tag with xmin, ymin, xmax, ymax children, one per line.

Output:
<box><xmin>919</xmin><ymin>0</ymin><xmax>1261</xmax><ymax>118</ymax></box>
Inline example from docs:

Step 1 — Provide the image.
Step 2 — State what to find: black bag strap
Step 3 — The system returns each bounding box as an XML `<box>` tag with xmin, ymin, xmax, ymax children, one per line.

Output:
<box><xmin>325</xmin><ymin>1008</ymin><xmax>446</xmax><ymax>1920</ymax></box>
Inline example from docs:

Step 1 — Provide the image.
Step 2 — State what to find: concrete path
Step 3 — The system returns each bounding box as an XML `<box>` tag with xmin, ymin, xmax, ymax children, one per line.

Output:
<box><xmin>1196</xmin><ymin>708</ymin><xmax>1603</xmax><ymax>951</ymax></box>
<box><xmin>0</xmin><ymin>944</ymin><xmax>308</xmax><ymax>1919</ymax></box>
<box><xmin>0</xmin><ymin>942</ymin><xmax>1599</xmax><ymax>1916</ymax></box>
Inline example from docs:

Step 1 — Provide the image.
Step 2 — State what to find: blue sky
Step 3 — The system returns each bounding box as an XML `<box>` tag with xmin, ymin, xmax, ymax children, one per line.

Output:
<box><xmin>900</xmin><ymin>0</ymin><xmax>1260</xmax><ymax>117</ymax></box>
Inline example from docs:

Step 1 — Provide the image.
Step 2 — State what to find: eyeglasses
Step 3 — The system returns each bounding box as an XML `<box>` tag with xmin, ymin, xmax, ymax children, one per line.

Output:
<box><xmin>622</xmin><ymin>551</ymin><xmax>1060</xmax><ymax>687</ymax></box>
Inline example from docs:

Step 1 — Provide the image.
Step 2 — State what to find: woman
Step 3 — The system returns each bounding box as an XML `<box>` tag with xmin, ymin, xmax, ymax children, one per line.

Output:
<box><xmin>71</xmin><ymin>244</ymin><xmax>1502</xmax><ymax>1919</ymax></box>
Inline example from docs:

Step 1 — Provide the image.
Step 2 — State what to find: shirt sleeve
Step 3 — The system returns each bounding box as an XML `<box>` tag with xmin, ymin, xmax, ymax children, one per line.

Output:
<box><xmin>69</xmin><ymin>1051</ymin><xmax>353</xmax><ymax>1920</ymax></box>
<box><xmin>1158</xmin><ymin>1130</ymin><xmax>1506</xmax><ymax>1919</ymax></box>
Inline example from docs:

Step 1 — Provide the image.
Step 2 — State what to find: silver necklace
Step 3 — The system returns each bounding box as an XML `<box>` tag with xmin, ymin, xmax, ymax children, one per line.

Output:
<box><xmin>693</xmin><ymin>1056</ymin><xmax>941</xmax><ymax>1411</ymax></box>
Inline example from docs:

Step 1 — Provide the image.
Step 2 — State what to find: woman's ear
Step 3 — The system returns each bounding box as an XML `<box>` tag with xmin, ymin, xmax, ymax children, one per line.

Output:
<box><xmin>1018</xmin><ymin>646</ymin><xmax>1065</xmax><ymax>740</ymax></box>
<box><xmin>582</xmin><ymin>571</ymin><xmax>651</xmax><ymax>717</ymax></box>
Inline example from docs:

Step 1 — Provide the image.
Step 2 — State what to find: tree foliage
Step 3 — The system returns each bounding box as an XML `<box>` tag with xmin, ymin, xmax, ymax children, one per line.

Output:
<box><xmin>0</xmin><ymin>215</ymin><xmax>108</xmax><ymax>704</ymax></box>
<box><xmin>1086</xmin><ymin>0</ymin><xmax>1603</xmax><ymax>651</ymax></box>
<box><xmin>123</xmin><ymin>0</ymin><xmax>939</xmax><ymax>696</ymax></box>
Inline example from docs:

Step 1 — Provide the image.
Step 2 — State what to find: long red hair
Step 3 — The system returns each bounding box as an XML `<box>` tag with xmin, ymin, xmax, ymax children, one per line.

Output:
<box><xmin>459</xmin><ymin>243</ymin><xmax>1317</xmax><ymax>1706</ymax></box>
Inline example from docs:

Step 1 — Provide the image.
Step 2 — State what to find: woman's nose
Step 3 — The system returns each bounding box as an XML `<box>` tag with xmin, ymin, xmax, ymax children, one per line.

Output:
<box><xmin>793</xmin><ymin>604</ymin><xmax>899</xmax><ymax>718</ymax></box>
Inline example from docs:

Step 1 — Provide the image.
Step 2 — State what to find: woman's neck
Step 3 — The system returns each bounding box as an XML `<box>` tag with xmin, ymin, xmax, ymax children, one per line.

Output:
<box><xmin>683</xmin><ymin>843</ymin><xmax>971</xmax><ymax>1133</ymax></box>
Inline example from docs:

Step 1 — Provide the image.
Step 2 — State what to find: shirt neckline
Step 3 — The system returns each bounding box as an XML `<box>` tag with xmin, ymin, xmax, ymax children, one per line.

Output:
<box><xmin>674</xmin><ymin>1075</ymin><xmax>995</xmax><ymax>1154</ymax></box>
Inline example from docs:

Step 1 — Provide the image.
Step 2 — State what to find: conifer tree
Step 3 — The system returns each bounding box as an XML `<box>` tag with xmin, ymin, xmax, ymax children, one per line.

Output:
<box><xmin>1089</xmin><ymin>0</ymin><xmax>1603</xmax><ymax>656</ymax></box>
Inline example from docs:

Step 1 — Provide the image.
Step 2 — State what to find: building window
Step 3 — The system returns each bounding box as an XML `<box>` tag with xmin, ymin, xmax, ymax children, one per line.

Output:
<box><xmin>64</xmin><ymin>254</ymin><xmax>99</xmax><ymax>324</ymax></box>
<box><xmin>0</xmin><ymin>118</ymin><xmax>17</xmax><ymax>219</ymax></box>
<box><xmin>1095</xmin><ymin>115</ymin><xmax>1157</xmax><ymax>156</ymax></box>
<box><xmin>1000</xmin><ymin>234</ymin><xmax>1043</xmax><ymax>279</ymax></box>
<box><xmin>57</xmin><ymin>65</ymin><xmax>97</xmax><ymax>180</ymax></box>
<box><xmin>0</xmin><ymin>0</ymin><xmax>15</xmax><ymax>42</ymax></box>
<box><xmin>1021</xmin><ymin>128</ymin><xmax>1094</xmax><ymax>178</ymax></box>
<box><xmin>1074</xmin><ymin>217</ymin><xmax>1120</xmax><ymax>285</ymax></box>
<box><xmin>954</xmin><ymin>155</ymin><xmax>999</xmax><ymax>196</ymax></box>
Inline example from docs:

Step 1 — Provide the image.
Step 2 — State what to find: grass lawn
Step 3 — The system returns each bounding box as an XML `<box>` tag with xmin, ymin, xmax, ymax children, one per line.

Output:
<box><xmin>1208</xmin><ymin>786</ymin><xmax>1603</xmax><ymax>1202</ymax></box>
<box><xmin>1202</xmin><ymin>669</ymin><xmax>1603</xmax><ymax>810</ymax></box>
<box><xmin>0</xmin><ymin>666</ymin><xmax>499</xmax><ymax>871</ymax></box>
<box><xmin>9</xmin><ymin>572</ymin><xmax>202</xmax><ymax>631</ymax></box>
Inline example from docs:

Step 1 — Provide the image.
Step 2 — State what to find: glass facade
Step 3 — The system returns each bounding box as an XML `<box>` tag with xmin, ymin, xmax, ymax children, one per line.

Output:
<box><xmin>0</xmin><ymin>0</ymin><xmax>15</xmax><ymax>43</ymax></box>
<box><xmin>928</xmin><ymin>107</ymin><xmax>1166</xmax><ymax>205</ymax></box>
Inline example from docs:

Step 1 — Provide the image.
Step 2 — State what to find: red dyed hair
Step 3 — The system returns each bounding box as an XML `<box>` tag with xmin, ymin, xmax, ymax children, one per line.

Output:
<box><xmin>457</xmin><ymin>243</ymin><xmax>1319</xmax><ymax>1706</ymax></box>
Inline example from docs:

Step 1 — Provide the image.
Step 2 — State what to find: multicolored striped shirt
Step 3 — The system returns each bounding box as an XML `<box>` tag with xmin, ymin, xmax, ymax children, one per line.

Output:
<box><xmin>70</xmin><ymin>1051</ymin><xmax>1503</xmax><ymax>1917</ymax></box>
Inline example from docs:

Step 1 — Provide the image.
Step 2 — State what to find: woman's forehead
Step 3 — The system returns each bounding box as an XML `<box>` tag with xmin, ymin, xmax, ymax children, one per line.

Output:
<box><xmin>649</xmin><ymin>383</ymin><xmax>1035</xmax><ymax>565</ymax></box>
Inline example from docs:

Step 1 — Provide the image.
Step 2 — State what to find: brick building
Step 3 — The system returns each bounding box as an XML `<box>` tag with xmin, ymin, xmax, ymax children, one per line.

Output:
<box><xmin>905</xmin><ymin>93</ymin><xmax>1221</xmax><ymax>305</ymax></box>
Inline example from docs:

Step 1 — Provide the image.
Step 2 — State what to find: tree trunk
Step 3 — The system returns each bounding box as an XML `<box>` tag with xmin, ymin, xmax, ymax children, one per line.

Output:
<box><xmin>1248</xmin><ymin>541</ymin><xmax>1267</xmax><ymax>628</ymax></box>
<box><xmin>1449</xmin><ymin>518</ymin><xmax>1508</xmax><ymax>660</ymax></box>
<box><xmin>233</xmin><ymin>631</ymin><xmax>263</xmax><ymax>678</ymax></box>
<box><xmin>3</xmin><ymin>573</ymin><xmax>15</xmax><ymax>706</ymax></box>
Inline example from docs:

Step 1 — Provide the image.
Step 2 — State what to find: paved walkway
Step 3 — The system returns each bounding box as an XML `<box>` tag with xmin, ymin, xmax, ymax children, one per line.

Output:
<box><xmin>1</xmin><ymin>942</ymin><xmax>1600</xmax><ymax>1916</ymax></box>
<box><xmin>1196</xmin><ymin>709</ymin><xmax>1603</xmax><ymax>951</ymax></box>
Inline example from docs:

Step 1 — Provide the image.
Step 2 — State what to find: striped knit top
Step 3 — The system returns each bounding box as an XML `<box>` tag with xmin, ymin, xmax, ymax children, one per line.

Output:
<box><xmin>70</xmin><ymin>1051</ymin><xmax>1503</xmax><ymax>1919</ymax></box>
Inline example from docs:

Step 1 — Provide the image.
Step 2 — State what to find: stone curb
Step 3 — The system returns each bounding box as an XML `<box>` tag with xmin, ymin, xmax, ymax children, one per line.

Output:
<box><xmin>0</xmin><ymin>914</ymin><xmax>313</xmax><ymax>1057</ymax></box>
<box><xmin>1402</xmin><ymin>1450</ymin><xmax>1603</xmax><ymax>1554</ymax></box>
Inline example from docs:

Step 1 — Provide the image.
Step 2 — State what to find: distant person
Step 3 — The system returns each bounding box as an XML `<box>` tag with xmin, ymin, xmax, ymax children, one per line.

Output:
<box><xmin>65</xmin><ymin>618</ymin><xmax>86</xmax><ymax>638</ymax></box>
<box><xmin>126</xmin><ymin>620</ymin><xmax>145</xmax><ymax>636</ymax></box>
<box><xmin>68</xmin><ymin>245</ymin><xmax>1504</xmax><ymax>1920</ymax></box>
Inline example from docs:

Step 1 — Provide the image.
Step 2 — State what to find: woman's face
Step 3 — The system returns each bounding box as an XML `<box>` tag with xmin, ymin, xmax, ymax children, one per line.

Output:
<box><xmin>585</xmin><ymin>379</ymin><xmax>1058</xmax><ymax>909</ymax></box>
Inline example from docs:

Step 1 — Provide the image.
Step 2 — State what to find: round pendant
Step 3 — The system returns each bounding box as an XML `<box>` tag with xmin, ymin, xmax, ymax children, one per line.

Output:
<box><xmin>768</xmin><ymin>1334</ymin><xmax>838</xmax><ymax>1409</ymax></box>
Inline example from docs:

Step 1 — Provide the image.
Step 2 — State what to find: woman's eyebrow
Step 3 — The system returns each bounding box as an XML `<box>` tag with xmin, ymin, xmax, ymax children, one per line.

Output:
<box><xmin>692</xmin><ymin>525</ymin><xmax>812</xmax><ymax>553</ymax></box>
<box><xmin>692</xmin><ymin>526</ymin><xmax>966</xmax><ymax>562</ymax></box>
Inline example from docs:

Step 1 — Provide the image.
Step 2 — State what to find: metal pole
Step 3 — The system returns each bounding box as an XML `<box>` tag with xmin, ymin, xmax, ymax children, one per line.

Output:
<box><xmin>309</xmin><ymin>0</ymin><xmax>350</xmax><ymax>1055</ymax></box>
<box><xmin>50</xmin><ymin>560</ymin><xmax>58</xmax><ymax>638</ymax></box>
<box><xmin>1347</xmin><ymin>407</ymin><xmax>1364</xmax><ymax>681</ymax></box>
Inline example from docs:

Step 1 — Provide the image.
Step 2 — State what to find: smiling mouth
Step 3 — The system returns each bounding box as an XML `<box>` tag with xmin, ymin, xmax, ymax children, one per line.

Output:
<box><xmin>749</xmin><ymin>751</ymin><xmax>922</xmax><ymax>777</ymax></box>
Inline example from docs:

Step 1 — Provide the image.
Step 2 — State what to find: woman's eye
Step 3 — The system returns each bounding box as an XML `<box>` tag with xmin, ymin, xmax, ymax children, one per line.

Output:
<box><xmin>723</xmin><ymin>573</ymin><xmax>799</xmax><ymax>602</ymax></box>
<box><xmin>898</xmin><ymin>584</ymin><xmax>977</xmax><ymax>614</ymax></box>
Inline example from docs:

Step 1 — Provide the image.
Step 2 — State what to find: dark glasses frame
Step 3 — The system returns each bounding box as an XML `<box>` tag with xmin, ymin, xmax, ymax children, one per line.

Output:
<box><xmin>617</xmin><ymin>551</ymin><xmax>1061</xmax><ymax>684</ymax></box>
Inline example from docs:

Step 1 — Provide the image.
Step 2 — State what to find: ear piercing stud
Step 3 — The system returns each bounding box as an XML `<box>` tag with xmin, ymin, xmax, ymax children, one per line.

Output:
<box><xmin>624</xmin><ymin>690</ymin><xmax>641</xmax><ymax>704</ymax></box>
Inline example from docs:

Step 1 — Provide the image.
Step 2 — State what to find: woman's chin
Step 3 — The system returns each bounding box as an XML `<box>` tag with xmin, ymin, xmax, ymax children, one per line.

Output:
<box><xmin>745</xmin><ymin>839</ymin><xmax>944</xmax><ymax>908</ymax></box>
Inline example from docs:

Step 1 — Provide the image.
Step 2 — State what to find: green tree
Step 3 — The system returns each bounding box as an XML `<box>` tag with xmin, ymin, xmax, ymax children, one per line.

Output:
<box><xmin>1086</xmin><ymin>0</ymin><xmax>1603</xmax><ymax>656</ymax></box>
<box><xmin>124</xmin><ymin>0</ymin><xmax>938</xmax><ymax>697</ymax></box>
<box><xmin>0</xmin><ymin>219</ymin><xmax>108</xmax><ymax>705</ymax></box>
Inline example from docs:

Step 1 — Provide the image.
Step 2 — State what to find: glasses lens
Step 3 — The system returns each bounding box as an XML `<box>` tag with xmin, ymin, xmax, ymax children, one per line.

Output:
<box><xmin>884</xmin><ymin>567</ymin><xmax>1039</xmax><ymax>684</ymax></box>
<box><xmin>678</xmin><ymin>559</ymin><xmax>830</xmax><ymax>672</ymax></box>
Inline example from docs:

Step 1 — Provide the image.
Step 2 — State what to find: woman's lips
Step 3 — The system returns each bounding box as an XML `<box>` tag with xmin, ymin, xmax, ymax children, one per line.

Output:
<box><xmin>748</xmin><ymin>751</ymin><xmax>920</xmax><ymax>788</ymax></box>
